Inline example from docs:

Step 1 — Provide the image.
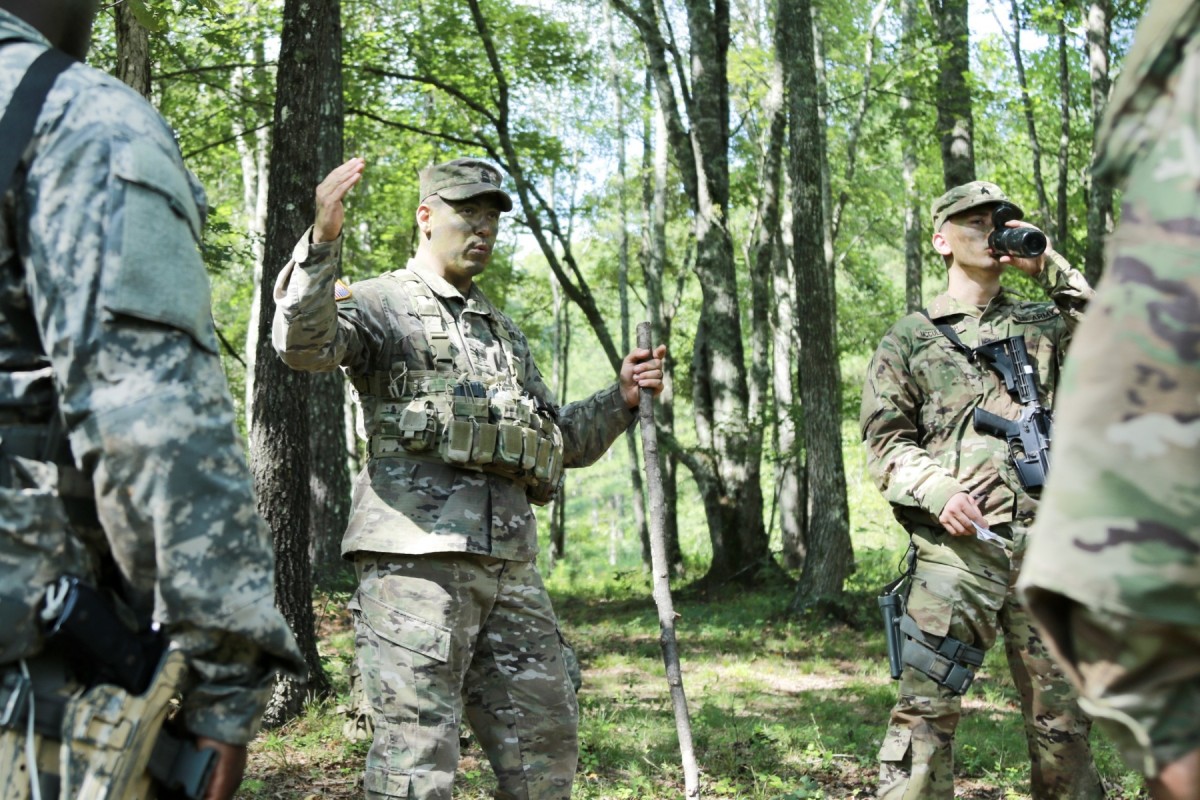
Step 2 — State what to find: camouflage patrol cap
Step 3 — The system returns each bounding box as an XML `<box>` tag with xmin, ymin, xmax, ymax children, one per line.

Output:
<box><xmin>418</xmin><ymin>158</ymin><xmax>513</xmax><ymax>212</ymax></box>
<box><xmin>931</xmin><ymin>181</ymin><xmax>1022</xmax><ymax>232</ymax></box>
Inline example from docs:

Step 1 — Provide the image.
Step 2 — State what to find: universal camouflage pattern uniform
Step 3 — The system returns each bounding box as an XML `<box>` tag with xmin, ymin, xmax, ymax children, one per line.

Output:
<box><xmin>0</xmin><ymin>9</ymin><xmax>304</xmax><ymax>795</ymax></box>
<box><xmin>1019</xmin><ymin>0</ymin><xmax>1200</xmax><ymax>779</ymax></box>
<box><xmin>861</xmin><ymin>181</ymin><xmax>1104</xmax><ymax>799</ymax></box>
<box><xmin>272</xmin><ymin>161</ymin><xmax>635</xmax><ymax>800</ymax></box>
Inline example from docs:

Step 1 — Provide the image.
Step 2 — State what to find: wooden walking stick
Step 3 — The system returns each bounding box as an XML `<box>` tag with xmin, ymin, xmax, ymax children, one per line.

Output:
<box><xmin>636</xmin><ymin>321</ymin><xmax>701</xmax><ymax>799</ymax></box>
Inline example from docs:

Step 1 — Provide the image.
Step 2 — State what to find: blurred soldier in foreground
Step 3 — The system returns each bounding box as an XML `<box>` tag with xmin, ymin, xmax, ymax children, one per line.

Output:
<box><xmin>1019</xmin><ymin>2</ymin><xmax>1200</xmax><ymax>798</ymax></box>
<box><xmin>272</xmin><ymin>156</ymin><xmax>665</xmax><ymax>799</ymax></box>
<box><xmin>863</xmin><ymin>181</ymin><xmax>1105</xmax><ymax>798</ymax></box>
<box><xmin>0</xmin><ymin>1</ymin><xmax>305</xmax><ymax>798</ymax></box>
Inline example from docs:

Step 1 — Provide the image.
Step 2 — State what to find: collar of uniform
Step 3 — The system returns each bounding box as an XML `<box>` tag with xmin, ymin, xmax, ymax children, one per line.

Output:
<box><xmin>405</xmin><ymin>260</ymin><xmax>494</xmax><ymax>315</ymax></box>
<box><xmin>925</xmin><ymin>292</ymin><xmax>983</xmax><ymax>321</ymax></box>
<box><xmin>0</xmin><ymin>10</ymin><xmax>51</xmax><ymax>47</ymax></box>
<box><xmin>927</xmin><ymin>287</ymin><xmax>1025</xmax><ymax>321</ymax></box>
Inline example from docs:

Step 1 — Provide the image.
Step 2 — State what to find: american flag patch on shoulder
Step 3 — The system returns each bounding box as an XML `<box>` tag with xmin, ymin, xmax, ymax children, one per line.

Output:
<box><xmin>334</xmin><ymin>280</ymin><xmax>352</xmax><ymax>301</ymax></box>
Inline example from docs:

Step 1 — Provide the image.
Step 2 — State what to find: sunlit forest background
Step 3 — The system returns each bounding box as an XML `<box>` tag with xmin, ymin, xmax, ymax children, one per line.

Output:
<box><xmin>87</xmin><ymin>0</ymin><xmax>1149</xmax><ymax>795</ymax></box>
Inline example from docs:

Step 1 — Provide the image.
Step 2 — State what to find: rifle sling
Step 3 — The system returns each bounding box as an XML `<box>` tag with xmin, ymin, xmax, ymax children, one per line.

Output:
<box><xmin>918</xmin><ymin>309</ymin><xmax>974</xmax><ymax>360</ymax></box>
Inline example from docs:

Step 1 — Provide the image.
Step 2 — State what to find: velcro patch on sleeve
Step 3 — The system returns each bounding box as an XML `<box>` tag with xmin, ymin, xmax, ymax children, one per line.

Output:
<box><xmin>334</xmin><ymin>280</ymin><xmax>353</xmax><ymax>301</ymax></box>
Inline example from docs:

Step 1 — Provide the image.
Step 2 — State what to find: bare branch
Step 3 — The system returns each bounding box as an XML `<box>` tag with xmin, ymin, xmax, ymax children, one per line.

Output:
<box><xmin>346</xmin><ymin>107</ymin><xmax>489</xmax><ymax>151</ymax></box>
<box><xmin>183</xmin><ymin>120</ymin><xmax>272</xmax><ymax>159</ymax></box>
<box><xmin>352</xmin><ymin>64</ymin><xmax>497</xmax><ymax>122</ymax></box>
<box><xmin>155</xmin><ymin>61</ymin><xmax>275</xmax><ymax>81</ymax></box>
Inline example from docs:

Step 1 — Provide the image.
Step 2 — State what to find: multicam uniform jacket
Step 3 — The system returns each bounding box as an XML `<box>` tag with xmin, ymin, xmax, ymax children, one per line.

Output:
<box><xmin>0</xmin><ymin>11</ymin><xmax>304</xmax><ymax>744</ymax></box>
<box><xmin>861</xmin><ymin>251</ymin><xmax>1093</xmax><ymax>533</ymax></box>
<box><xmin>272</xmin><ymin>230</ymin><xmax>637</xmax><ymax>561</ymax></box>
<box><xmin>1020</xmin><ymin>0</ymin><xmax>1200</xmax><ymax>625</ymax></box>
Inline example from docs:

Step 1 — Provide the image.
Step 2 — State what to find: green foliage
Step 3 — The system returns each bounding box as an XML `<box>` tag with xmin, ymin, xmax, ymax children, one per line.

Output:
<box><xmin>112</xmin><ymin>11</ymin><xmax>1159</xmax><ymax>793</ymax></box>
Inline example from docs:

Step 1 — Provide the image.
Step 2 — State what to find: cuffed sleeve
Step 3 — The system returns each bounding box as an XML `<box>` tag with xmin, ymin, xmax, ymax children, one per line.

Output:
<box><xmin>1037</xmin><ymin>249</ymin><xmax>1093</xmax><ymax>332</ymax></box>
<box><xmin>271</xmin><ymin>227</ymin><xmax>353</xmax><ymax>372</ymax></box>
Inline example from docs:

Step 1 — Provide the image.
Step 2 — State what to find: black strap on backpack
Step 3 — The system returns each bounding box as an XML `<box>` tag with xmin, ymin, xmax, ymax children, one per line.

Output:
<box><xmin>0</xmin><ymin>42</ymin><xmax>76</xmax><ymax>202</ymax></box>
<box><xmin>0</xmin><ymin>41</ymin><xmax>76</xmax><ymax>465</ymax></box>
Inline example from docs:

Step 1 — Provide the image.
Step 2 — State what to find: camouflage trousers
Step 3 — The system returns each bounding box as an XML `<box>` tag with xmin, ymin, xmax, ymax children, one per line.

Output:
<box><xmin>350</xmin><ymin>552</ymin><xmax>578</xmax><ymax>800</ymax></box>
<box><xmin>877</xmin><ymin>523</ymin><xmax>1104</xmax><ymax>799</ymax></box>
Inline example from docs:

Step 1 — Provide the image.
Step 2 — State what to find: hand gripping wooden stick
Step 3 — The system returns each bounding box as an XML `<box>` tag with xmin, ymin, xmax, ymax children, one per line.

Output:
<box><xmin>636</xmin><ymin>322</ymin><xmax>701</xmax><ymax>799</ymax></box>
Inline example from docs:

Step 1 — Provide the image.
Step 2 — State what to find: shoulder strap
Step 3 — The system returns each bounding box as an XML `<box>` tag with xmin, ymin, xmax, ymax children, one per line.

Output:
<box><xmin>918</xmin><ymin>308</ymin><xmax>974</xmax><ymax>360</ymax></box>
<box><xmin>0</xmin><ymin>44</ymin><xmax>76</xmax><ymax>202</ymax></box>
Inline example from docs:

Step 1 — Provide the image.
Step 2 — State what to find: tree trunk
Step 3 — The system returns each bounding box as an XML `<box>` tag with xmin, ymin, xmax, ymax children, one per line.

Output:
<box><xmin>1003</xmin><ymin>0</ymin><xmax>1052</xmax><ymax>229</ymax></box>
<box><xmin>1056</xmin><ymin>9</ymin><xmax>1071</xmax><ymax>249</ymax></box>
<box><xmin>901</xmin><ymin>0</ymin><xmax>924</xmax><ymax>312</ymax></box>
<box><xmin>615</xmin><ymin>0</ymin><xmax>769</xmax><ymax>586</ymax></box>
<box><xmin>1085</xmin><ymin>0</ymin><xmax>1114</xmax><ymax>283</ymax></box>
<box><xmin>308</xmin><ymin>7</ymin><xmax>350</xmax><ymax>583</ymax></box>
<box><xmin>683</xmin><ymin>0</ymin><xmax>769</xmax><ymax>587</ymax></box>
<box><xmin>549</xmin><ymin>279</ymin><xmax>569</xmax><ymax>564</ymax></box>
<box><xmin>932</xmin><ymin>0</ymin><xmax>976</xmax><ymax>188</ymax></box>
<box><xmin>114</xmin><ymin>2</ymin><xmax>151</xmax><ymax>99</ymax></box>
<box><xmin>778</xmin><ymin>0</ymin><xmax>854</xmax><ymax>609</ymax></box>
<box><xmin>234</xmin><ymin>39</ymin><xmax>272</xmax><ymax>433</ymax></box>
<box><xmin>640</xmin><ymin>77</ymin><xmax>683</xmax><ymax>575</ymax></box>
<box><xmin>750</xmin><ymin>49</ymin><xmax>798</xmax><ymax>569</ymax></box>
<box><xmin>309</xmin><ymin>371</ymin><xmax>350</xmax><ymax>580</ymax></box>
<box><xmin>252</xmin><ymin>0</ymin><xmax>341</xmax><ymax>725</ymax></box>
<box><xmin>606</xmin><ymin>0</ymin><xmax>651</xmax><ymax>569</ymax></box>
<box><xmin>829</xmin><ymin>0</ymin><xmax>889</xmax><ymax>246</ymax></box>
<box><xmin>773</xmin><ymin>175</ymin><xmax>806</xmax><ymax>571</ymax></box>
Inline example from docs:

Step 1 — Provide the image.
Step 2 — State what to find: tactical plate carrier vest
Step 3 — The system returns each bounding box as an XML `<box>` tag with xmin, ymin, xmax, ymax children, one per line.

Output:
<box><xmin>350</xmin><ymin>271</ymin><xmax>565</xmax><ymax>505</ymax></box>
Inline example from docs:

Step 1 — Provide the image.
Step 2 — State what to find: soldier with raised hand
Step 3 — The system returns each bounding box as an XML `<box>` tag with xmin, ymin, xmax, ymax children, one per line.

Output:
<box><xmin>1019</xmin><ymin>2</ymin><xmax>1200</xmax><ymax>798</ymax></box>
<box><xmin>272</xmin><ymin>156</ymin><xmax>666</xmax><ymax>800</ymax></box>
<box><xmin>0</xmin><ymin>1</ymin><xmax>305</xmax><ymax>799</ymax></box>
<box><xmin>861</xmin><ymin>181</ymin><xmax>1105</xmax><ymax>798</ymax></box>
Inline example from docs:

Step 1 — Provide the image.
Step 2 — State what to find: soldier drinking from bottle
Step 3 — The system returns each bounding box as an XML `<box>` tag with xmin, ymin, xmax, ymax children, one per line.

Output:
<box><xmin>862</xmin><ymin>181</ymin><xmax>1105</xmax><ymax>799</ymax></box>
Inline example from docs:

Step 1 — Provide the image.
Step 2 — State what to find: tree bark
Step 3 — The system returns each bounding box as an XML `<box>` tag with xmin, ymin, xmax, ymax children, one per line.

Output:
<box><xmin>778</xmin><ymin>0</ymin><xmax>854</xmax><ymax>609</ymax></box>
<box><xmin>932</xmin><ymin>0</ymin><xmax>976</xmax><ymax>188</ymax></box>
<box><xmin>1085</xmin><ymin>0</ymin><xmax>1114</xmax><ymax>283</ymax></box>
<box><xmin>1056</xmin><ymin>9</ymin><xmax>1071</xmax><ymax>248</ymax></box>
<box><xmin>901</xmin><ymin>0</ymin><xmax>924</xmax><ymax>312</ymax></box>
<box><xmin>114</xmin><ymin>2</ymin><xmax>151</xmax><ymax>99</ymax></box>
<box><xmin>749</xmin><ymin>48</ymin><xmax>801</xmax><ymax>569</ymax></box>
<box><xmin>640</xmin><ymin>76</ymin><xmax>683</xmax><ymax>575</ymax></box>
<box><xmin>308</xmin><ymin>5</ymin><xmax>350</xmax><ymax>582</ymax></box>
<box><xmin>1000</xmin><ymin>0</ymin><xmax>1051</xmax><ymax>229</ymax></box>
<box><xmin>252</xmin><ymin>0</ymin><xmax>341</xmax><ymax>725</ymax></box>
<box><xmin>616</xmin><ymin>0</ymin><xmax>770</xmax><ymax>587</ymax></box>
<box><xmin>233</xmin><ymin>37</ymin><xmax>272</xmax><ymax>433</ymax></box>
<box><xmin>773</xmin><ymin>215</ymin><xmax>805</xmax><ymax>570</ymax></box>
<box><xmin>606</xmin><ymin>0</ymin><xmax>651</xmax><ymax>569</ymax></box>
<box><xmin>829</xmin><ymin>0</ymin><xmax>889</xmax><ymax>245</ymax></box>
<box><xmin>549</xmin><ymin>278</ymin><xmax>569</xmax><ymax>565</ymax></box>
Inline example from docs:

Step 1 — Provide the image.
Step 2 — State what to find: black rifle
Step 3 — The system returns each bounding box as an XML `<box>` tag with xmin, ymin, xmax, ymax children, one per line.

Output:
<box><xmin>972</xmin><ymin>336</ymin><xmax>1052</xmax><ymax>489</ymax></box>
<box><xmin>43</xmin><ymin>576</ymin><xmax>217</xmax><ymax>800</ymax></box>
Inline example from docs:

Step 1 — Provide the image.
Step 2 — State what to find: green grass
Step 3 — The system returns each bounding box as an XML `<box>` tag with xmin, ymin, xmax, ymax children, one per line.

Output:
<box><xmin>238</xmin><ymin>423</ymin><xmax>1147</xmax><ymax>798</ymax></box>
<box><xmin>240</xmin><ymin>576</ymin><xmax>1146</xmax><ymax>798</ymax></box>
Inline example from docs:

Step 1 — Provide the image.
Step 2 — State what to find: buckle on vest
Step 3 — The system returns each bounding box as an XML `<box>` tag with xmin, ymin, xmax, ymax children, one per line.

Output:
<box><xmin>935</xmin><ymin>635</ymin><xmax>984</xmax><ymax>667</ymax></box>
